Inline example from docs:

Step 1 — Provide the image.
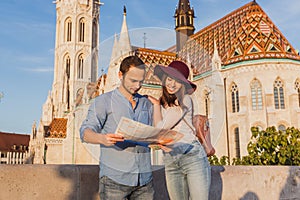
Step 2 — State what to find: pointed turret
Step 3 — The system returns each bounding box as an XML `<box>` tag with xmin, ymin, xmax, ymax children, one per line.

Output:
<box><xmin>109</xmin><ymin>34</ymin><xmax>120</xmax><ymax>65</ymax></box>
<box><xmin>212</xmin><ymin>40</ymin><xmax>222</xmax><ymax>71</ymax></box>
<box><xmin>104</xmin><ymin>6</ymin><xmax>133</xmax><ymax>92</ymax></box>
<box><xmin>119</xmin><ymin>6</ymin><xmax>132</xmax><ymax>55</ymax></box>
<box><xmin>174</xmin><ymin>0</ymin><xmax>195</xmax><ymax>52</ymax></box>
<box><xmin>31</xmin><ymin>121</ymin><xmax>37</xmax><ymax>140</ymax></box>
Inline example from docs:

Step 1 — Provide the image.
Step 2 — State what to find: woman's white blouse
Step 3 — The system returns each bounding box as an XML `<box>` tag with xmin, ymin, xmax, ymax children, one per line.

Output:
<box><xmin>156</xmin><ymin>95</ymin><xmax>196</xmax><ymax>144</ymax></box>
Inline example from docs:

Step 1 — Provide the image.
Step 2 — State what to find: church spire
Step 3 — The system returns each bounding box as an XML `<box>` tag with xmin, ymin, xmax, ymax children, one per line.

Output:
<box><xmin>119</xmin><ymin>5</ymin><xmax>132</xmax><ymax>55</ymax></box>
<box><xmin>174</xmin><ymin>0</ymin><xmax>195</xmax><ymax>52</ymax></box>
<box><xmin>104</xmin><ymin>6</ymin><xmax>132</xmax><ymax>93</ymax></box>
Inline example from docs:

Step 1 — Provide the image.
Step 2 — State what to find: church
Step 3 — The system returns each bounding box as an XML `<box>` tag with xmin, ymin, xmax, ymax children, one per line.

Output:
<box><xmin>29</xmin><ymin>0</ymin><xmax>300</xmax><ymax>164</ymax></box>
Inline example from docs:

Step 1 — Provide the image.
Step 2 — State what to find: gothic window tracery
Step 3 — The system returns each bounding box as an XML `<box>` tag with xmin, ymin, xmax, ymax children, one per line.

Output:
<box><xmin>64</xmin><ymin>55</ymin><xmax>71</xmax><ymax>109</ymax></box>
<box><xmin>234</xmin><ymin>127</ymin><xmax>240</xmax><ymax>159</ymax></box>
<box><xmin>65</xmin><ymin>56</ymin><xmax>71</xmax><ymax>78</ymax></box>
<box><xmin>231</xmin><ymin>83</ymin><xmax>240</xmax><ymax>113</ymax></box>
<box><xmin>251</xmin><ymin>78</ymin><xmax>263</xmax><ymax>110</ymax></box>
<box><xmin>65</xmin><ymin>17</ymin><xmax>72</xmax><ymax>42</ymax></box>
<box><xmin>273</xmin><ymin>78</ymin><xmax>285</xmax><ymax>109</ymax></box>
<box><xmin>78</xmin><ymin>54</ymin><xmax>84</xmax><ymax>79</ymax></box>
<box><xmin>79</xmin><ymin>18</ymin><xmax>85</xmax><ymax>42</ymax></box>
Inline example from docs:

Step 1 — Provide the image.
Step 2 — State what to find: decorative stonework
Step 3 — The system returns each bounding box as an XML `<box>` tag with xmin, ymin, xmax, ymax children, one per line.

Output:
<box><xmin>45</xmin><ymin>138</ymin><xmax>64</xmax><ymax>144</ymax></box>
<box><xmin>223</xmin><ymin>61</ymin><xmax>300</xmax><ymax>79</ymax></box>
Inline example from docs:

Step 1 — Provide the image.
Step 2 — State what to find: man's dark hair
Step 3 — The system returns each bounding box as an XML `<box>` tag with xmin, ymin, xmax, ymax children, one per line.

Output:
<box><xmin>120</xmin><ymin>55</ymin><xmax>145</xmax><ymax>74</ymax></box>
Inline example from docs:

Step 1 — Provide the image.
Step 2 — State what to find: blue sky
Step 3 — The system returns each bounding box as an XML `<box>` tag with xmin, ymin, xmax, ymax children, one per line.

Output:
<box><xmin>0</xmin><ymin>0</ymin><xmax>299</xmax><ymax>134</ymax></box>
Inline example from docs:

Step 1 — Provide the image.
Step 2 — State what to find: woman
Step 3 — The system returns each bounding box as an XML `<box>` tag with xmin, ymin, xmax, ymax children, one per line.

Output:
<box><xmin>148</xmin><ymin>61</ymin><xmax>211</xmax><ymax>200</ymax></box>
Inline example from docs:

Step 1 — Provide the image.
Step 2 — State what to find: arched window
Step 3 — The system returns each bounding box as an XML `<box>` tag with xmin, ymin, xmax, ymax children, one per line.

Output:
<box><xmin>278</xmin><ymin>124</ymin><xmax>286</xmax><ymax>132</ymax></box>
<box><xmin>295</xmin><ymin>79</ymin><xmax>300</xmax><ymax>108</ymax></box>
<box><xmin>63</xmin><ymin>55</ymin><xmax>71</xmax><ymax>110</ymax></box>
<box><xmin>92</xmin><ymin>19</ymin><xmax>98</xmax><ymax>49</ymax></box>
<box><xmin>77</xmin><ymin>54</ymin><xmax>84</xmax><ymax>79</ymax></box>
<box><xmin>234</xmin><ymin>127</ymin><xmax>241</xmax><ymax>159</ymax></box>
<box><xmin>205</xmin><ymin>90</ymin><xmax>210</xmax><ymax>116</ymax></box>
<box><xmin>231</xmin><ymin>83</ymin><xmax>240</xmax><ymax>113</ymax></box>
<box><xmin>65</xmin><ymin>18</ymin><xmax>72</xmax><ymax>42</ymax></box>
<box><xmin>181</xmin><ymin>16</ymin><xmax>185</xmax><ymax>25</ymax></box>
<box><xmin>79</xmin><ymin>18</ymin><xmax>85</xmax><ymax>42</ymax></box>
<box><xmin>65</xmin><ymin>56</ymin><xmax>71</xmax><ymax>78</ymax></box>
<box><xmin>251</xmin><ymin>79</ymin><xmax>263</xmax><ymax>110</ymax></box>
<box><xmin>273</xmin><ymin>78</ymin><xmax>285</xmax><ymax>109</ymax></box>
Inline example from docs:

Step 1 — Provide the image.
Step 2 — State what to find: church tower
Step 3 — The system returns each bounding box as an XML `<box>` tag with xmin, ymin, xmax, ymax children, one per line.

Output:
<box><xmin>29</xmin><ymin>0</ymin><xmax>102</xmax><ymax>164</ymax></box>
<box><xmin>51</xmin><ymin>0</ymin><xmax>101</xmax><ymax>118</ymax></box>
<box><xmin>174</xmin><ymin>0</ymin><xmax>195</xmax><ymax>52</ymax></box>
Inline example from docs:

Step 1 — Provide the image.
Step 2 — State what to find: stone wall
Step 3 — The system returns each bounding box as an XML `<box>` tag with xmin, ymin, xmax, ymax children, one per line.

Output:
<box><xmin>0</xmin><ymin>165</ymin><xmax>299</xmax><ymax>200</ymax></box>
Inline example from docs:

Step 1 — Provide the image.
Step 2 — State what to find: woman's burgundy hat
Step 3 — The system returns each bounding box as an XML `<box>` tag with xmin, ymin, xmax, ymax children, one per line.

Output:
<box><xmin>154</xmin><ymin>60</ymin><xmax>197</xmax><ymax>94</ymax></box>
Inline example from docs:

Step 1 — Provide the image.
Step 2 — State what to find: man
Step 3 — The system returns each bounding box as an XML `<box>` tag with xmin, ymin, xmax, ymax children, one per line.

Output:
<box><xmin>80</xmin><ymin>55</ymin><xmax>154</xmax><ymax>199</ymax></box>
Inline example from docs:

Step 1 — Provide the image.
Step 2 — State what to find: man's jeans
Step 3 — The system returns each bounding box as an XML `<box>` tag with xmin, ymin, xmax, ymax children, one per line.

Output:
<box><xmin>163</xmin><ymin>141</ymin><xmax>211</xmax><ymax>200</ymax></box>
<box><xmin>99</xmin><ymin>176</ymin><xmax>154</xmax><ymax>200</ymax></box>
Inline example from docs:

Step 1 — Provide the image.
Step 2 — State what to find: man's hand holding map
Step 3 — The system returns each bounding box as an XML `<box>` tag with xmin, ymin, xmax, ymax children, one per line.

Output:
<box><xmin>116</xmin><ymin>117</ymin><xmax>183</xmax><ymax>145</ymax></box>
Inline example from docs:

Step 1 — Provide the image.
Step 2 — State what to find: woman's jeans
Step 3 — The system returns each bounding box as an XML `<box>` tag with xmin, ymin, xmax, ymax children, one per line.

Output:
<box><xmin>163</xmin><ymin>141</ymin><xmax>211</xmax><ymax>200</ymax></box>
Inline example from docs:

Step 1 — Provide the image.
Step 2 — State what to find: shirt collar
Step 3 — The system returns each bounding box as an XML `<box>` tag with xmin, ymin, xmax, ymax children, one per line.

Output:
<box><xmin>115</xmin><ymin>88</ymin><xmax>139</xmax><ymax>102</ymax></box>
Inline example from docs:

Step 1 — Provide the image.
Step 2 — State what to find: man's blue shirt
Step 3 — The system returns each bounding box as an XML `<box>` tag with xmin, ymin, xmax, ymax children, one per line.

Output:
<box><xmin>80</xmin><ymin>89</ymin><xmax>153</xmax><ymax>186</ymax></box>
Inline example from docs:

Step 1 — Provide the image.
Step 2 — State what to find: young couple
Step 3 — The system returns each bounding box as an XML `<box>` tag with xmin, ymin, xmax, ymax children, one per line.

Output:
<box><xmin>80</xmin><ymin>55</ymin><xmax>211</xmax><ymax>200</ymax></box>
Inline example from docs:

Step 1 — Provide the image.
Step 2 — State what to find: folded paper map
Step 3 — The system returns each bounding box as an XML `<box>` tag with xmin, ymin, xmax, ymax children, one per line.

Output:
<box><xmin>116</xmin><ymin>117</ymin><xmax>183</xmax><ymax>145</ymax></box>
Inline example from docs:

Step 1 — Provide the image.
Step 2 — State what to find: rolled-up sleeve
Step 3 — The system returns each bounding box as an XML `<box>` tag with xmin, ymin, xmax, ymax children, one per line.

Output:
<box><xmin>79</xmin><ymin>97</ymin><xmax>106</xmax><ymax>142</ymax></box>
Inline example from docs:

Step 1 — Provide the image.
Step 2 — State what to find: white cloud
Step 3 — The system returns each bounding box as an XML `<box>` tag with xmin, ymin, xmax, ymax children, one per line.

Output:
<box><xmin>14</xmin><ymin>22</ymin><xmax>53</xmax><ymax>33</ymax></box>
<box><xmin>18</xmin><ymin>55</ymin><xmax>49</xmax><ymax>64</ymax></box>
<box><xmin>19</xmin><ymin>67</ymin><xmax>53</xmax><ymax>73</ymax></box>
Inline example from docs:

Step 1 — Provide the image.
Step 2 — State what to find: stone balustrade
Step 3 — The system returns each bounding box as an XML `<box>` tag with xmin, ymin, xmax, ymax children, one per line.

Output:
<box><xmin>0</xmin><ymin>151</ymin><xmax>29</xmax><ymax>164</ymax></box>
<box><xmin>0</xmin><ymin>165</ymin><xmax>299</xmax><ymax>200</ymax></box>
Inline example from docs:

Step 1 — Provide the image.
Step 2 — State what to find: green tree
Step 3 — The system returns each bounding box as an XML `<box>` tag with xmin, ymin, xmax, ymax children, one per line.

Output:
<box><xmin>208</xmin><ymin>155</ymin><xmax>230</xmax><ymax>165</ymax></box>
<box><xmin>209</xmin><ymin>126</ymin><xmax>300</xmax><ymax>166</ymax></box>
<box><xmin>239</xmin><ymin>126</ymin><xmax>300</xmax><ymax>165</ymax></box>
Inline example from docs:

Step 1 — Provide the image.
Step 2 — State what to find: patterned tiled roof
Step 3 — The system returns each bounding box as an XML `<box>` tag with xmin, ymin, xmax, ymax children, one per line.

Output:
<box><xmin>46</xmin><ymin>118</ymin><xmax>68</xmax><ymax>138</ymax></box>
<box><xmin>177</xmin><ymin>1</ymin><xmax>300</xmax><ymax>75</ymax></box>
<box><xmin>135</xmin><ymin>48</ymin><xmax>176</xmax><ymax>85</ymax></box>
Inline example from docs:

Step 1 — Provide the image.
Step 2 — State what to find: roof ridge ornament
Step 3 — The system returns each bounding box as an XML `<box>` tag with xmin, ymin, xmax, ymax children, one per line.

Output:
<box><xmin>123</xmin><ymin>5</ymin><xmax>126</xmax><ymax>16</ymax></box>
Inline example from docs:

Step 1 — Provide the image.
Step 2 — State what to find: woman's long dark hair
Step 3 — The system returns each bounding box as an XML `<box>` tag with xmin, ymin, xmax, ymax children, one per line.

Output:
<box><xmin>160</xmin><ymin>75</ymin><xmax>188</xmax><ymax>110</ymax></box>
